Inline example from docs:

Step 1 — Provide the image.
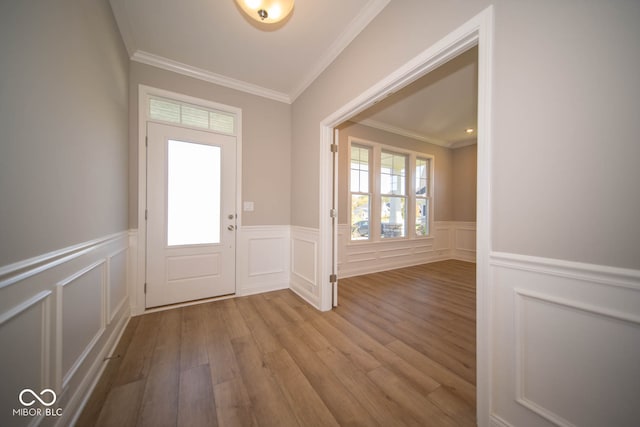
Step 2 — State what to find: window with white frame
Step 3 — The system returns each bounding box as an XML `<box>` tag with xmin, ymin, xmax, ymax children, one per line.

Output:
<box><xmin>380</xmin><ymin>151</ymin><xmax>407</xmax><ymax>239</ymax></box>
<box><xmin>415</xmin><ymin>157</ymin><xmax>431</xmax><ymax>236</ymax></box>
<box><xmin>350</xmin><ymin>145</ymin><xmax>371</xmax><ymax>240</ymax></box>
<box><xmin>348</xmin><ymin>139</ymin><xmax>433</xmax><ymax>242</ymax></box>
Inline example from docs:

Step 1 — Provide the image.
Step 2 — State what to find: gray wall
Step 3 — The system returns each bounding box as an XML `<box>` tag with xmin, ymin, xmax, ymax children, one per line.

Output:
<box><xmin>0</xmin><ymin>0</ymin><xmax>129</xmax><ymax>267</ymax></box>
<box><xmin>491</xmin><ymin>0</ymin><xmax>640</xmax><ymax>268</ymax></box>
<box><xmin>337</xmin><ymin>122</ymin><xmax>454</xmax><ymax>224</ymax></box>
<box><xmin>292</xmin><ymin>0</ymin><xmax>640</xmax><ymax>269</ymax></box>
<box><xmin>129</xmin><ymin>62</ymin><xmax>292</xmax><ymax>228</ymax></box>
<box><xmin>452</xmin><ymin>144</ymin><xmax>477</xmax><ymax>222</ymax></box>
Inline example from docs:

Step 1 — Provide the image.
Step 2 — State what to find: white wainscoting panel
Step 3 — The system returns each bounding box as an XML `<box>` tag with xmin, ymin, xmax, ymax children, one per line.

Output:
<box><xmin>490</xmin><ymin>252</ymin><xmax>640</xmax><ymax>427</ymax></box>
<box><xmin>236</xmin><ymin>226</ymin><xmax>290</xmax><ymax>296</ymax></box>
<box><xmin>433</xmin><ymin>222</ymin><xmax>452</xmax><ymax>251</ymax></box>
<box><xmin>57</xmin><ymin>261</ymin><xmax>106</xmax><ymax>390</ymax></box>
<box><xmin>290</xmin><ymin>226</ymin><xmax>320</xmax><ymax>309</ymax></box>
<box><xmin>0</xmin><ymin>232</ymin><xmax>131</xmax><ymax>427</ymax></box>
<box><xmin>337</xmin><ymin>221</ymin><xmax>475</xmax><ymax>278</ymax></box>
<box><xmin>0</xmin><ymin>291</ymin><xmax>52</xmax><ymax>426</ymax></box>
<box><xmin>453</xmin><ymin>222</ymin><xmax>476</xmax><ymax>262</ymax></box>
<box><xmin>108</xmin><ymin>248</ymin><xmax>128</xmax><ymax>324</ymax></box>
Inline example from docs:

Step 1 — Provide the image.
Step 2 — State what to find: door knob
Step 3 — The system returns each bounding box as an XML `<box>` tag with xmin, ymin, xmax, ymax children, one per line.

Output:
<box><xmin>227</xmin><ymin>225</ymin><xmax>236</xmax><ymax>231</ymax></box>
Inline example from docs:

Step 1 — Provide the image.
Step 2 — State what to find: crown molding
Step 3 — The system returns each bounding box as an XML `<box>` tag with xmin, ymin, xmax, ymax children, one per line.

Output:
<box><xmin>449</xmin><ymin>138</ymin><xmax>477</xmax><ymax>149</ymax></box>
<box><xmin>114</xmin><ymin>0</ymin><xmax>389</xmax><ymax>105</ymax></box>
<box><xmin>289</xmin><ymin>0</ymin><xmax>391</xmax><ymax>102</ymax></box>
<box><xmin>357</xmin><ymin>119</ymin><xmax>452</xmax><ymax>147</ymax></box>
<box><xmin>131</xmin><ymin>50</ymin><xmax>292</xmax><ymax>104</ymax></box>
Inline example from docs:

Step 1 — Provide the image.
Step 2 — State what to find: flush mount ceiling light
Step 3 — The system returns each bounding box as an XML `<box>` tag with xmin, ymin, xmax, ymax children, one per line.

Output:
<box><xmin>465</xmin><ymin>128</ymin><xmax>475</xmax><ymax>134</ymax></box>
<box><xmin>235</xmin><ymin>0</ymin><xmax>294</xmax><ymax>24</ymax></box>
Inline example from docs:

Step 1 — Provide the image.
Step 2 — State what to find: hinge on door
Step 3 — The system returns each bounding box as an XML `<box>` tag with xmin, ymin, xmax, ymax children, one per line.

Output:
<box><xmin>144</xmin><ymin>282</ymin><xmax>147</xmax><ymax>293</ymax></box>
<box><xmin>145</xmin><ymin>136</ymin><xmax>148</xmax><ymax>147</ymax></box>
<box><xmin>330</xmin><ymin>143</ymin><xmax>338</xmax><ymax>153</ymax></box>
<box><xmin>145</xmin><ymin>209</ymin><xmax>148</xmax><ymax>220</ymax></box>
<box><xmin>329</xmin><ymin>274</ymin><xmax>337</xmax><ymax>283</ymax></box>
<box><xmin>329</xmin><ymin>208</ymin><xmax>337</xmax><ymax>218</ymax></box>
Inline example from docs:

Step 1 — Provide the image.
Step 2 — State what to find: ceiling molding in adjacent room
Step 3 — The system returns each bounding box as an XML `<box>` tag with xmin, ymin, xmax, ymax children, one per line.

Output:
<box><xmin>357</xmin><ymin>119</ymin><xmax>452</xmax><ymax>148</ymax></box>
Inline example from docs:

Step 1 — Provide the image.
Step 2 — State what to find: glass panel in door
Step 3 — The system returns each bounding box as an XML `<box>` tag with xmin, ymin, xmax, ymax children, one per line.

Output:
<box><xmin>167</xmin><ymin>140</ymin><xmax>221</xmax><ymax>246</ymax></box>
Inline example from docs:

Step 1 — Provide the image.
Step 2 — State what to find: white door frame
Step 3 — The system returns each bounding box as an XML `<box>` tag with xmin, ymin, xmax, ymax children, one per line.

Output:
<box><xmin>134</xmin><ymin>85</ymin><xmax>243</xmax><ymax>316</ymax></box>
<box><xmin>317</xmin><ymin>6</ymin><xmax>493</xmax><ymax>425</ymax></box>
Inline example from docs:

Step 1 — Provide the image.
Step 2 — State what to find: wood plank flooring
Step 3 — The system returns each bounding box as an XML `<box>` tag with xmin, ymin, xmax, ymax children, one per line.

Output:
<box><xmin>78</xmin><ymin>260</ymin><xmax>476</xmax><ymax>427</ymax></box>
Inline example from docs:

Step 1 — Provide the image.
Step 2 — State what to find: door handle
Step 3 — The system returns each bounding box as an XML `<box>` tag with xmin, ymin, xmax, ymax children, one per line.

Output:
<box><xmin>227</xmin><ymin>225</ymin><xmax>236</xmax><ymax>231</ymax></box>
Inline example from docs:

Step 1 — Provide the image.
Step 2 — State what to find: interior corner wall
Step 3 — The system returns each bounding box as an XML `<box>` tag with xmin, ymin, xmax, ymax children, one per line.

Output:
<box><xmin>128</xmin><ymin>62</ymin><xmax>292</xmax><ymax>229</ymax></box>
<box><xmin>336</xmin><ymin>122</ymin><xmax>454</xmax><ymax>224</ymax></box>
<box><xmin>0</xmin><ymin>0</ymin><xmax>129</xmax><ymax>267</ymax></box>
<box><xmin>452</xmin><ymin>144</ymin><xmax>477</xmax><ymax>222</ymax></box>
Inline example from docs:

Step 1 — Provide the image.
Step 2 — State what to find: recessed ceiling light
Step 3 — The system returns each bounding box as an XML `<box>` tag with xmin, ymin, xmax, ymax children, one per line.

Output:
<box><xmin>465</xmin><ymin>128</ymin><xmax>474</xmax><ymax>134</ymax></box>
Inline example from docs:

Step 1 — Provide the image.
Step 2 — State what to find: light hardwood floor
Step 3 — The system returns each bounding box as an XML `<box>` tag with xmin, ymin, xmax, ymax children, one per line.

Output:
<box><xmin>78</xmin><ymin>259</ymin><xmax>476</xmax><ymax>426</ymax></box>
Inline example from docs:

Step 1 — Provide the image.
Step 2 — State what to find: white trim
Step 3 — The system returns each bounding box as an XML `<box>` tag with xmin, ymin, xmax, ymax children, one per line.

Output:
<box><xmin>490</xmin><ymin>415</ymin><xmax>514</xmax><ymax>427</ymax></box>
<box><xmin>291</xmin><ymin>238</ymin><xmax>317</xmax><ymax>287</ymax></box>
<box><xmin>514</xmin><ymin>287</ymin><xmax>640</xmax><ymax>427</ymax></box>
<box><xmin>337</xmin><ymin>221</ymin><xmax>473</xmax><ymax>278</ymax></box>
<box><xmin>290</xmin><ymin>226</ymin><xmax>321</xmax><ymax>309</ymax></box>
<box><xmin>347</xmin><ymin>136</ymin><xmax>435</xmax><ymax>244</ymax></box>
<box><xmin>62</xmin><ymin>312</ymin><xmax>130</xmax><ymax>427</ymax></box>
<box><xmin>490</xmin><ymin>251</ymin><xmax>640</xmax><ymax>291</ymax></box>
<box><xmin>357</xmin><ymin>118</ymin><xmax>450</xmax><ymax>147</ymax></box>
<box><xmin>356</xmin><ymin>119</ymin><xmax>479</xmax><ymax>150</ymax></box>
<box><xmin>449</xmin><ymin>139</ymin><xmax>477</xmax><ymax>150</ymax></box>
<box><xmin>317</xmin><ymin>6</ymin><xmax>494</xmax><ymax>425</ymax></box>
<box><xmin>0</xmin><ymin>232</ymin><xmax>131</xmax><ymax>427</ymax></box>
<box><xmin>132</xmin><ymin>51</ymin><xmax>291</xmax><ymax>104</ymax></box>
<box><xmin>491</xmin><ymin>252</ymin><xmax>640</xmax><ymax>427</ymax></box>
<box><xmin>2</xmin><ymin>292</ymin><xmax>52</xmax><ymax>395</ymax></box>
<box><xmin>236</xmin><ymin>225</ymin><xmax>291</xmax><ymax>296</ymax></box>
<box><xmin>121</xmin><ymin>1</ymin><xmax>390</xmax><ymax>105</ymax></box>
<box><xmin>107</xmin><ymin>247</ymin><xmax>129</xmax><ymax>324</ymax></box>
<box><xmin>0</xmin><ymin>232</ymin><xmax>126</xmax><ymax>289</ymax></box>
<box><xmin>474</xmin><ymin>8</ymin><xmax>494</xmax><ymax>427</ymax></box>
<box><xmin>56</xmin><ymin>261</ymin><xmax>107</xmax><ymax>390</ymax></box>
<box><xmin>136</xmin><ymin>85</ymin><xmax>244</xmax><ymax>316</ymax></box>
<box><xmin>0</xmin><ymin>290</ymin><xmax>51</xmax><ymax>326</ymax></box>
<box><xmin>289</xmin><ymin>0</ymin><xmax>391</xmax><ymax>102</ymax></box>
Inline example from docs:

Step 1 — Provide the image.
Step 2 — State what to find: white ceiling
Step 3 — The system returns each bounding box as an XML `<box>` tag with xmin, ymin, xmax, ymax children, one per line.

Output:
<box><xmin>109</xmin><ymin>0</ymin><xmax>390</xmax><ymax>103</ymax></box>
<box><xmin>109</xmin><ymin>0</ymin><xmax>477</xmax><ymax>147</ymax></box>
<box><xmin>350</xmin><ymin>46</ymin><xmax>478</xmax><ymax>147</ymax></box>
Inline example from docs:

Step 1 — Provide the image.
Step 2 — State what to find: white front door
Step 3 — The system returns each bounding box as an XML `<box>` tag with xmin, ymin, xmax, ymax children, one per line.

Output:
<box><xmin>146</xmin><ymin>122</ymin><xmax>236</xmax><ymax>308</ymax></box>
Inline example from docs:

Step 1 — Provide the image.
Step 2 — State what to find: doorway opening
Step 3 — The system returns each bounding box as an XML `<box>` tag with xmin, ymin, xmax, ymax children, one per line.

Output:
<box><xmin>317</xmin><ymin>7</ymin><xmax>493</xmax><ymax>425</ymax></box>
<box><xmin>335</xmin><ymin>45</ymin><xmax>478</xmax><ymax>279</ymax></box>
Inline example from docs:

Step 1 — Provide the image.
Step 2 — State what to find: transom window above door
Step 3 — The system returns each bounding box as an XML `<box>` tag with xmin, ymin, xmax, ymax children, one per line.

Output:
<box><xmin>149</xmin><ymin>96</ymin><xmax>236</xmax><ymax>136</ymax></box>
